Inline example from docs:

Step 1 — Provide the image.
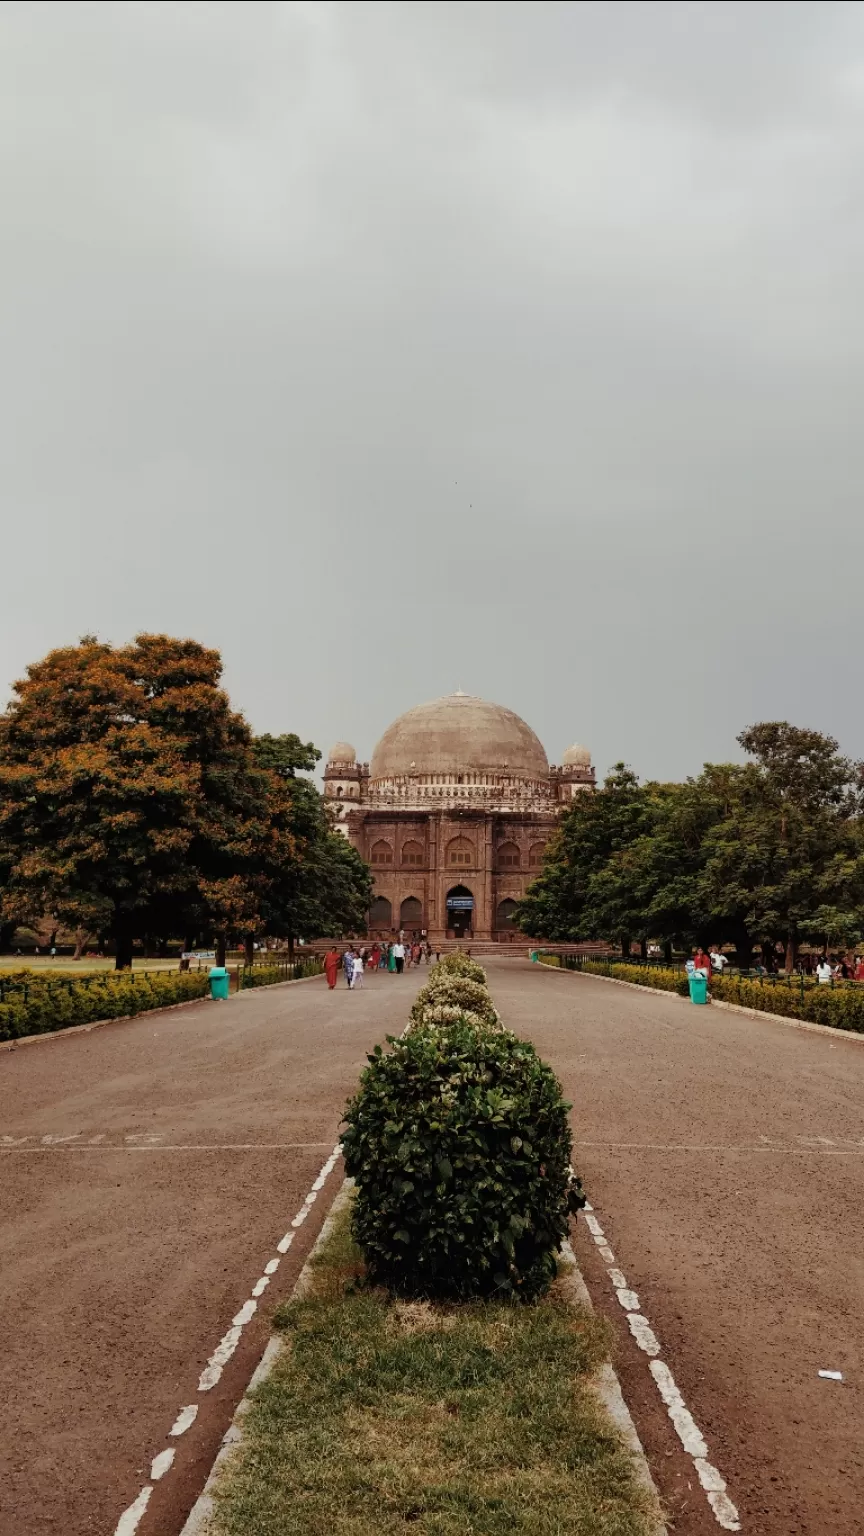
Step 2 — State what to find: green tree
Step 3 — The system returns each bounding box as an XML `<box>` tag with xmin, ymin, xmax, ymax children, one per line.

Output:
<box><xmin>250</xmin><ymin>736</ymin><xmax>372</xmax><ymax>951</ymax></box>
<box><xmin>516</xmin><ymin>766</ymin><xmax>654</xmax><ymax>952</ymax></box>
<box><xmin>695</xmin><ymin>725</ymin><xmax>864</xmax><ymax>968</ymax></box>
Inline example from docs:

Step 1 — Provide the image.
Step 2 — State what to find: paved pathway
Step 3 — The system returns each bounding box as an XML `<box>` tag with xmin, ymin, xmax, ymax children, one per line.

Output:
<box><xmin>0</xmin><ymin>967</ymin><xmax>424</xmax><ymax>1536</ymax></box>
<box><xmin>490</xmin><ymin>959</ymin><xmax>864</xmax><ymax>1536</ymax></box>
<box><xmin>6</xmin><ymin>958</ymin><xmax>863</xmax><ymax>1536</ymax></box>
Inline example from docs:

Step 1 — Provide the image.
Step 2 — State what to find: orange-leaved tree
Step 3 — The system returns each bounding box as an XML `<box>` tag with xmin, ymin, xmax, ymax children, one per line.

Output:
<box><xmin>0</xmin><ymin>634</ymin><xmax>294</xmax><ymax>967</ymax></box>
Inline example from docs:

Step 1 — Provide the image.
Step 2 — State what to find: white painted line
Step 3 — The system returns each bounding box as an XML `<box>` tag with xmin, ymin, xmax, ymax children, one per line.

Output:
<box><xmin>169</xmin><ymin>1404</ymin><xmax>198</xmax><ymax>1437</ymax></box>
<box><xmin>113</xmin><ymin>1484</ymin><xmax>152</xmax><ymax>1535</ymax></box>
<box><xmin>111</xmin><ymin>1138</ymin><xmax>345</xmax><ymax>1532</ymax></box>
<box><xmin>198</xmin><ymin>1325</ymin><xmax>243</xmax><ymax>1391</ymax></box>
<box><xmin>616</xmin><ymin>1287</ymin><xmax>640</xmax><ymax>1312</ymax></box>
<box><xmin>627</xmin><ymin>1313</ymin><xmax>661</xmax><ymax>1357</ymax></box>
<box><xmin>150</xmin><ymin>1447</ymin><xmax>175</xmax><ymax>1481</ymax></box>
<box><xmin>579</xmin><ymin>1208</ymin><xmax>741</xmax><ymax>1530</ymax></box>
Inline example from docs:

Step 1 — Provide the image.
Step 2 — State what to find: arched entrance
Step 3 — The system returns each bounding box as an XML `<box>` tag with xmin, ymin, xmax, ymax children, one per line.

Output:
<box><xmin>400</xmin><ymin>896</ymin><xmax>423</xmax><ymax>933</ymax></box>
<box><xmin>446</xmin><ymin>885</ymin><xmax>474</xmax><ymax>939</ymax></box>
<box><xmin>368</xmin><ymin>896</ymin><xmax>392</xmax><ymax>933</ymax></box>
<box><xmin>496</xmin><ymin>898</ymin><xmax>518</xmax><ymax>935</ymax></box>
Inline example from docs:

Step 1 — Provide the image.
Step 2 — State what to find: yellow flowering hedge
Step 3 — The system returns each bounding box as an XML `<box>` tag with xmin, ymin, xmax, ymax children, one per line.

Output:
<box><xmin>559</xmin><ymin>958</ymin><xmax>864</xmax><ymax>1034</ymax></box>
<box><xmin>0</xmin><ymin>969</ymin><xmax>210</xmax><ymax>1041</ymax></box>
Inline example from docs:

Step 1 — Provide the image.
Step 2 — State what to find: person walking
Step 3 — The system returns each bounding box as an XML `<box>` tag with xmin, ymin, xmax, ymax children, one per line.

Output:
<box><xmin>324</xmin><ymin>947</ymin><xmax>340</xmax><ymax>990</ymax></box>
<box><xmin>816</xmin><ymin>957</ymin><xmax>833</xmax><ymax>984</ymax></box>
<box><xmin>350</xmin><ymin>951</ymin><xmax>364</xmax><ymax>989</ymax></box>
<box><xmin>343</xmin><ymin>948</ymin><xmax>355</xmax><ymax>987</ymax></box>
<box><xmin>387</xmin><ymin>942</ymin><xmax>396</xmax><ymax>973</ymax></box>
<box><xmin>393</xmin><ymin>940</ymin><xmax>405</xmax><ymax>974</ymax></box>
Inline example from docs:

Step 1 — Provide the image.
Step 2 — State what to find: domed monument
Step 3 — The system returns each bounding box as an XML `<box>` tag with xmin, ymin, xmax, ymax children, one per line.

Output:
<box><xmin>324</xmin><ymin>693</ymin><xmax>594</xmax><ymax>943</ymax></box>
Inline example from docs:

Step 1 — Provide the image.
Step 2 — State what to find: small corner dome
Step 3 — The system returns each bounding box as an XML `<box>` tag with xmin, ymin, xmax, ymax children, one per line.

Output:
<box><xmin>562</xmin><ymin>743</ymin><xmax>591</xmax><ymax>767</ymax></box>
<box><xmin>328</xmin><ymin>741</ymin><xmax>356</xmax><ymax>764</ymax></box>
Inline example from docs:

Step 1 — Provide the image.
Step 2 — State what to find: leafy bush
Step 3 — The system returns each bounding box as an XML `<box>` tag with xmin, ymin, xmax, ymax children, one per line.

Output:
<box><xmin>573</xmin><ymin>959</ymin><xmax>864</xmax><ymax>1034</ymax></box>
<box><xmin>0</xmin><ymin>969</ymin><xmax>210</xmax><ymax>1041</ymax></box>
<box><xmin>239</xmin><ymin>958</ymin><xmax>323</xmax><ymax>989</ymax></box>
<box><xmin>432</xmin><ymin>953</ymin><xmax>488</xmax><ymax>985</ymax></box>
<box><xmin>410</xmin><ymin>975</ymin><xmax>500</xmax><ymax>1027</ymax></box>
<box><xmin>342</xmin><ymin>1021</ymin><xmax>585</xmax><ymax>1300</ymax></box>
<box><xmin>405</xmin><ymin>1003</ymin><xmax>497</xmax><ymax>1034</ymax></box>
<box><xmin>579</xmin><ymin>960</ymin><xmax>688</xmax><ymax>995</ymax></box>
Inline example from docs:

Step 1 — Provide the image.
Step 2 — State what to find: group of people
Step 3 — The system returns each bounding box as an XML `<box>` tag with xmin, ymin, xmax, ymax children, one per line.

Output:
<box><xmin>687</xmin><ymin>945</ymin><xmax>864</xmax><ymax>984</ymax></box>
<box><xmin>323</xmin><ymin>938</ymin><xmax>438</xmax><ymax>990</ymax></box>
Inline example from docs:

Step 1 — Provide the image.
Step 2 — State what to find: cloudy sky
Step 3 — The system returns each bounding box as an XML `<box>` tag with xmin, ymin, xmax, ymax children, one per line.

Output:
<box><xmin>2</xmin><ymin>0</ymin><xmax>863</xmax><ymax>781</ymax></box>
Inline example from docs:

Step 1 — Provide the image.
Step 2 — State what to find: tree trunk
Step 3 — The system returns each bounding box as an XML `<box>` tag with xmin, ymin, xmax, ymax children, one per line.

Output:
<box><xmin>287</xmin><ymin>933</ymin><xmax>295</xmax><ymax>961</ymax></box>
<box><xmin>639</xmin><ymin>937</ymin><xmax>648</xmax><ymax>960</ymax></box>
<box><xmin>663</xmin><ymin>939</ymin><xmax>673</xmax><ymax>963</ymax></box>
<box><xmin>184</xmin><ymin>933</ymin><xmax>196</xmax><ymax>954</ymax></box>
<box><xmin>114</xmin><ymin>931</ymin><xmax>134</xmax><ymax>970</ymax></box>
<box><xmin>215</xmin><ymin>935</ymin><xmax>227</xmax><ymax>968</ymax></box>
<box><xmin>733</xmin><ymin>927</ymin><xmax>754</xmax><ymax>972</ymax></box>
<box><xmin>620</xmin><ymin>935</ymin><xmax>630</xmax><ymax>958</ymax></box>
<box><xmin>0</xmin><ymin>920</ymin><xmax>16</xmax><ymax>953</ymax></box>
<box><xmin>244</xmin><ymin>934</ymin><xmax>255</xmax><ymax>967</ymax></box>
<box><xmin>785</xmin><ymin>933</ymin><xmax>798</xmax><ymax>973</ymax></box>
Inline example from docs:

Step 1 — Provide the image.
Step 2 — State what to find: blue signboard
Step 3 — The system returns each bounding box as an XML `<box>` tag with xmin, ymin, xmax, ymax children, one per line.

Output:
<box><xmin>446</xmin><ymin>896</ymin><xmax>474</xmax><ymax>910</ymax></box>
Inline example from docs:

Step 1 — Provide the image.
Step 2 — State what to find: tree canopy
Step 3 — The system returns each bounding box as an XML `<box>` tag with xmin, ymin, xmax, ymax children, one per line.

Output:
<box><xmin>0</xmin><ymin>636</ymin><xmax>372</xmax><ymax>965</ymax></box>
<box><xmin>517</xmin><ymin>723</ymin><xmax>864</xmax><ymax>964</ymax></box>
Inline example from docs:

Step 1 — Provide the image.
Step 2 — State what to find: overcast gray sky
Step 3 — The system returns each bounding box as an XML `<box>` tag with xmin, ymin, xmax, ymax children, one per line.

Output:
<box><xmin>2</xmin><ymin>0</ymin><xmax>863</xmax><ymax>781</ymax></box>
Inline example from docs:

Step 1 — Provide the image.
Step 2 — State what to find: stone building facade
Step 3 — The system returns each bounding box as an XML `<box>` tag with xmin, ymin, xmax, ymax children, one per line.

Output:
<box><xmin>324</xmin><ymin>693</ymin><xmax>594</xmax><ymax>942</ymax></box>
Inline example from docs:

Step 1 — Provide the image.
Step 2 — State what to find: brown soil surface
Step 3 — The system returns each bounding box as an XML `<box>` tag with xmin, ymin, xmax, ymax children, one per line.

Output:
<box><xmin>0</xmin><ymin>965</ymin><xmax>426</xmax><ymax>1536</ymax></box>
<box><xmin>490</xmin><ymin>960</ymin><xmax>864</xmax><ymax>1536</ymax></box>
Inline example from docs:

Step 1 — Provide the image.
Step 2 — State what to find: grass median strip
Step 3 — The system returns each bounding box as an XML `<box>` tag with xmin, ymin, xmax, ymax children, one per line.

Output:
<box><xmin>208</xmin><ymin>1196</ymin><xmax>660</xmax><ymax>1536</ymax></box>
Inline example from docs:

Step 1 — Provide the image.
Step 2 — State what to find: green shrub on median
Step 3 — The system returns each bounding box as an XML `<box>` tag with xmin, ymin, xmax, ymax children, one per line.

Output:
<box><xmin>342</xmin><ymin>1021</ymin><xmax>585</xmax><ymax>1300</ymax></box>
<box><xmin>431</xmin><ymin>952</ymin><xmax>488</xmax><ymax>985</ymax></box>
<box><xmin>0</xmin><ymin>969</ymin><xmax>210</xmax><ymax>1041</ymax></box>
<box><xmin>409</xmin><ymin>973</ymin><xmax>501</xmax><ymax>1029</ymax></box>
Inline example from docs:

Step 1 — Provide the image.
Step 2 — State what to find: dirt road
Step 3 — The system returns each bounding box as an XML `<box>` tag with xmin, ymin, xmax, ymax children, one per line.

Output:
<box><xmin>490</xmin><ymin>960</ymin><xmax>864</xmax><ymax>1536</ymax></box>
<box><xmin>0</xmin><ymin>967</ymin><xmax>424</xmax><ymax>1536</ymax></box>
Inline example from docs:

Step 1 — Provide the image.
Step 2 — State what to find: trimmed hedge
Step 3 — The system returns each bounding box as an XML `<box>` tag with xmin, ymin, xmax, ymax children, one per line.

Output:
<box><xmin>342</xmin><ymin>1020</ymin><xmax>585</xmax><ymax>1300</ymax></box>
<box><xmin>239</xmin><ymin>958</ymin><xmax>323</xmax><ymax>990</ymax></box>
<box><xmin>571</xmin><ymin>959</ymin><xmax>864</xmax><ymax>1035</ymax></box>
<box><xmin>432</xmin><ymin>953</ymin><xmax>488</xmax><ymax>985</ymax></box>
<box><xmin>0</xmin><ymin>969</ymin><xmax>210</xmax><ymax>1041</ymax></box>
<box><xmin>409</xmin><ymin>974</ymin><xmax>501</xmax><ymax>1029</ymax></box>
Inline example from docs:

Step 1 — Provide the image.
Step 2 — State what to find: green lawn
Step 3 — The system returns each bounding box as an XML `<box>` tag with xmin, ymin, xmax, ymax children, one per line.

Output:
<box><xmin>209</xmin><ymin>1197</ymin><xmax>661</xmax><ymax>1536</ymax></box>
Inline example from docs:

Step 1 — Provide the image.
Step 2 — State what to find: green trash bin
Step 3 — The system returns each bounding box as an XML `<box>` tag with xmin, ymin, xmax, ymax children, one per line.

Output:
<box><xmin>209</xmin><ymin>965</ymin><xmax>230</xmax><ymax>1000</ymax></box>
<box><xmin>688</xmin><ymin>971</ymin><xmax>708</xmax><ymax>1005</ymax></box>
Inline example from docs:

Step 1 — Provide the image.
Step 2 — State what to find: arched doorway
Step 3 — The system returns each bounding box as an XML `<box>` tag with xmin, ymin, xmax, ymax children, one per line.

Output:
<box><xmin>400</xmin><ymin>896</ymin><xmax>423</xmax><ymax>934</ymax></box>
<box><xmin>368</xmin><ymin>896</ymin><xmax>392</xmax><ymax>933</ymax></box>
<box><xmin>446</xmin><ymin>885</ymin><xmax>474</xmax><ymax>939</ymax></box>
<box><xmin>496</xmin><ymin>898</ymin><xmax>518</xmax><ymax>936</ymax></box>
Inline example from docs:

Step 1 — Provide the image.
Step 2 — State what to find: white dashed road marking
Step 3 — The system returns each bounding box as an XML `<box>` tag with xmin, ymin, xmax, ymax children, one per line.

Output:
<box><xmin>580</xmin><ymin>1203</ymin><xmax>741</xmax><ymax>1531</ymax></box>
<box><xmin>111</xmin><ymin>1141</ymin><xmax>342</xmax><ymax>1536</ymax></box>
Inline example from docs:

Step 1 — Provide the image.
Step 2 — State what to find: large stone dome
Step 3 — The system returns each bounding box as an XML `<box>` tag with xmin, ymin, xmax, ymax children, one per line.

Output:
<box><xmin>370</xmin><ymin>693</ymin><xmax>549</xmax><ymax>782</ymax></box>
